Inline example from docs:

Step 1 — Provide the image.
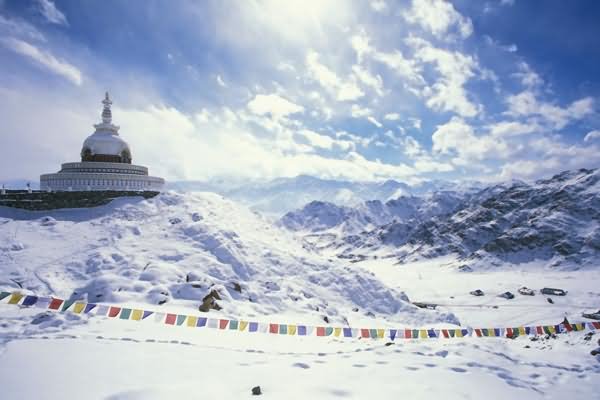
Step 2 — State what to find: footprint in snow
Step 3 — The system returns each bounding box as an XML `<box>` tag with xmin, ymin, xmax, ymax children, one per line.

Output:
<box><xmin>292</xmin><ymin>362</ymin><xmax>311</xmax><ymax>369</ymax></box>
<box><xmin>352</xmin><ymin>364</ymin><xmax>367</xmax><ymax>368</ymax></box>
<box><xmin>449</xmin><ymin>367</ymin><xmax>468</xmax><ymax>373</ymax></box>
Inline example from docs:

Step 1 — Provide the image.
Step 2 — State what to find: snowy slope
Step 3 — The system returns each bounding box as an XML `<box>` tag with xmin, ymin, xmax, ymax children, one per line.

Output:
<box><xmin>0</xmin><ymin>192</ymin><xmax>455</xmax><ymax>327</ymax></box>
<box><xmin>332</xmin><ymin>168</ymin><xmax>600</xmax><ymax>269</ymax></box>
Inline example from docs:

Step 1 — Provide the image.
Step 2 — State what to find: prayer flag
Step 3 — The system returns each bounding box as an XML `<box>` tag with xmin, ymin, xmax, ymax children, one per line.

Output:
<box><xmin>297</xmin><ymin>325</ymin><xmax>306</xmax><ymax>336</ymax></box>
<box><xmin>279</xmin><ymin>324</ymin><xmax>287</xmax><ymax>334</ymax></box>
<box><xmin>343</xmin><ymin>328</ymin><xmax>352</xmax><ymax>337</ymax></box>
<box><xmin>165</xmin><ymin>313</ymin><xmax>177</xmax><ymax>325</ymax></box>
<box><xmin>22</xmin><ymin>295</ymin><xmax>38</xmax><ymax>307</ymax></box>
<box><xmin>49</xmin><ymin>298</ymin><xmax>63</xmax><ymax>310</ymax></box>
<box><xmin>361</xmin><ymin>329</ymin><xmax>370</xmax><ymax>338</ymax></box>
<box><xmin>61</xmin><ymin>299</ymin><xmax>76</xmax><ymax>312</ymax></box>
<box><xmin>73</xmin><ymin>302</ymin><xmax>85</xmax><ymax>314</ymax></box>
<box><xmin>247</xmin><ymin>322</ymin><xmax>257</xmax><ymax>332</ymax></box>
<box><xmin>334</xmin><ymin>327</ymin><xmax>341</xmax><ymax>337</ymax></box>
<box><xmin>131</xmin><ymin>309</ymin><xmax>143</xmax><ymax>321</ymax></box>
<box><xmin>176</xmin><ymin>315</ymin><xmax>187</xmax><ymax>326</ymax></box>
<box><xmin>389</xmin><ymin>329</ymin><xmax>397</xmax><ymax>341</ymax></box>
<box><xmin>239</xmin><ymin>321</ymin><xmax>249</xmax><ymax>331</ymax></box>
<box><xmin>269</xmin><ymin>323</ymin><xmax>279</xmax><ymax>334</ymax></box>
<box><xmin>142</xmin><ymin>310</ymin><xmax>153</xmax><ymax>319</ymax></box>
<box><xmin>288</xmin><ymin>325</ymin><xmax>297</xmax><ymax>335</ymax></box>
<box><xmin>120</xmin><ymin>308</ymin><xmax>132</xmax><ymax>320</ymax></box>
<box><xmin>108</xmin><ymin>307</ymin><xmax>121</xmax><ymax>318</ymax></box>
<box><xmin>84</xmin><ymin>303</ymin><xmax>97</xmax><ymax>313</ymax></box>
<box><xmin>219</xmin><ymin>319</ymin><xmax>229</xmax><ymax>329</ymax></box>
<box><xmin>197</xmin><ymin>317</ymin><xmax>207</xmax><ymax>327</ymax></box>
<box><xmin>326</xmin><ymin>327</ymin><xmax>334</xmax><ymax>336</ymax></box>
<box><xmin>8</xmin><ymin>293</ymin><xmax>23</xmax><ymax>304</ymax></box>
<box><xmin>187</xmin><ymin>316</ymin><xmax>198</xmax><ymax>327</ymax></box>
<box><xmin>229</xmin><ymin>320</ymin><xmax>239</xmax><ymax>330</ymax></box>
<box><xmin>0</xmin><ymin>292</ymin><xmax>10</xmax><ymax>301</ymax></box>
<box><xmin>316</xmin><ymin>327</ymin><xmax>326</xmax><ymax>336</ymax></box>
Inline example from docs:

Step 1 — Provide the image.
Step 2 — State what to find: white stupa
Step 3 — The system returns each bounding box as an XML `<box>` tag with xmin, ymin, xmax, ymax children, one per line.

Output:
<box><xmin>40</xmin><ymin>93</ymin><xmax>165</xmax><ymax>192</ymax></box>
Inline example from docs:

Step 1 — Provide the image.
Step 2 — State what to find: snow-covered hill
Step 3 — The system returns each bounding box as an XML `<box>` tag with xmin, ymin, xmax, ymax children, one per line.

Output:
<box><xmin>0</xmin><ymin>192</ymin><xmax>456</xmax><ymax>327</ymax></box>
<box><xmin>332</xmin><ymin>168</ymin><xmax>600</xmax><ymax>269</ymax></box>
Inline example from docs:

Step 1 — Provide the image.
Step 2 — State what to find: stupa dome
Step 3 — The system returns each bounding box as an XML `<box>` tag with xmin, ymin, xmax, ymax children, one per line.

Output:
<box><xmin>80</xmin><ymin>92</ymin><xmax>132</xmax><ymax>164</ymax></box>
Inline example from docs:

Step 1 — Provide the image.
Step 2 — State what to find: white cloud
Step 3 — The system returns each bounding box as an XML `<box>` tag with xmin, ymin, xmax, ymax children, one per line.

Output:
<box><xmin>488</xmin><ymin>121</ymin><xmax>538</xmax><ymax>137</ymax></box>
<box><xmin>370</xmin><ymin>0</ymin><xmax>387</xmax><ymax>12</ymax></box>
<box><xmin>1</xmin><ymin>37</ymin><xmax>82</xmax><ymax>85</ymax></box>
<box><xmin>216</xmin><ymin>75</ymin><xmax>227</xmax><ymax>87</ymax></box>
<box><xmin>306</xmin><ymin>50</ymin><xmax>364</xmax><ymax>101</ymax></box>
<box><xmin>351</xmin><ymin>104</ymin><xmax>372</xmax><ymax>118</ymax></box>
<box><xmin>384</xmin><ymin>113</ymin><xmax>400</xmax><ymax>121</ymax></box>
<box><xmin>367</xmin><ymin>116</ymin><xmax>383</xmax><ymax>128</ymax></box>
<box><xmin>0</xmin><ymin>14</ymin><xmax>46</xmax><ymax>42</ymax></box>
<box><xmin>404</xmin><ymin>0</ymin><xmax>473</xmax><ymax>39</ymax></box>
<box><xmin>432</xmin><ymin>116</ymin><xmax>509</xmax><ymax>162</ymax></box>
<box><xmin>408</xmin><ymin>117</ymin><xmax>422</xmax><ymax>130</ymax></box>
<box><xmin>506</xmin><ymin>91</ymin><xmax>594</xmax><ymax>130</ymax></box>
<box><xmin>411</xmin><ymin>40</ymin><xmax>481</xmax><ymax>117</ymax></box>
<box><xmin>584</xmin><ymin>130</ymin><xmax>600</xmax><ymax>142</ymax></box>
<box><xmin>247</xmin><ymin>93</ymin><xmax>304</xmax><ymax>119</ymax></box>
<box><xmin>36</xmin><ymin>0</ymin><xmax>68</xmax><ymax>26</ymax></box>
<box><xmin>352</xmin><ymin>65</ymin><xmax>384</xmax><ymax>96</ymax></box>
<box><xmin>373</xmin><ymin>49</ymin><xmax>423</xmax><ymax>84</ymax></box>
<box><xmin>512</xmin><ymin>62</ymin><xmax>543</xmax><ymax>88</ymax></box>
<box><xmin>296</xmin><ymin>129</ymin><xmax>355</xmax><ymax>151</ymax></box>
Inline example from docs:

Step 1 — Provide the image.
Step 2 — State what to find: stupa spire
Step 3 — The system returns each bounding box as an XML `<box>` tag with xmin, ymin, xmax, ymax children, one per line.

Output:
<box><xmin>101</xmin><ymin>92</ymin><xmax>112</xmax><ymax>124</ymax></box>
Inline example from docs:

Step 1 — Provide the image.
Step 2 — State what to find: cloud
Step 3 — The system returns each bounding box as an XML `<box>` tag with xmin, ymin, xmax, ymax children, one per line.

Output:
<box><xmin>216</xmin><ymin>75</ymin><xmax>227</xmax><ymax>87</ymax></box>
<box><xmin>488</xmin><ymin>121</ymin><xmax>538</xmax><ymax>137</ymax></box>
<box><xmin>384</xmin><ymin>113</ymin><xmax>400</xmax><ymax>120</ymax></box>
<box><xmin>411</xmin><ymin>39</ymin><xmax>481</xmax><ymax>117</ymax></box>
<box><xmin>512</xmin><ymin>62</ymin><xmax>543</xmax><ymax>88</ymax></box>
<box><xmin>506</xmin><ymin>91</ymin><xmax>594</xmax><ymax>129</ymax></box>
<box><xmin>36</xmin><ymin>0</ymin><xmax>68</xmax><ymax>26</ymax></box>
<box><xmin>367</xmin><ymin>116</ymin><xmax>383</xmax><ymax>128</ymax></box>
<box><xmin>370</xmin><ymin>0</ymin><xmax>387</xmax><ymax>12</ymax></box>
<box><xmin>247</xmin><ymin>94</ymin><xmax>304</xmax><ymax>119</ymax></box>
<box><xmin>351</xmin><ymin>104</ymin><xmax>372</xmax><ymax>118</ymax></box>
<box><xmin>403</xmin><ymin>0</ymin><xmax>473</xmax><ymax>39</ymax></box>
<box><xmin>432</xmin><ymin>116</ymin><xmax>509</xmax><ymax>162</ymax></box>
<box><xmin>352</xmin><ymin>65</ymin><xmax>384</xmax><ymax>96</ymax></box>
<box><xmin>1</xmin><ymin>37</ymin><xmax>82</xmax><ymax>85</ymax></box>
<box><xmin>0</xmin><ymin>14</ymin><xmax>46</xmax><ymax>42</ymax></box>
<box><xmin>584</xmin><ymin>130</ymin><xmax>600</xmax><ymax>142</ymax></box>
<box><xmin>306</xmin><ymin>50</ymin><xmax>364</xmax><ymax>101</ymax></box>
<box><xmin>296</xmin><ymin>129</ymin><xmax>355</xmax><ymax>151</ymax></box>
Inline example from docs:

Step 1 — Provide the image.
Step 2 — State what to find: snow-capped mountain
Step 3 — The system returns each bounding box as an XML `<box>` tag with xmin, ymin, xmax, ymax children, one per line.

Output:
<box><xmin>168</xmin><ymin>175</ymin><xmax>482</xmax><ymax>216</ymax></box>
<box><xmin>0</xmin><ymin>192</ymin><xmax>456</xmax><ymax>327</ymax></box>
<box><xmin>332</xmin><ymin>168</ymin><xmax>600</xmax><ymax>269</ymax></box>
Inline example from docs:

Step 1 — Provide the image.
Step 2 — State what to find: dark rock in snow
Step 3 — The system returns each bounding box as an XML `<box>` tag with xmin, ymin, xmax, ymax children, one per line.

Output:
<box><xmin>251</xmin><ymin>386</ymin><xmax>262</xmax><ymax>396</ymax></box>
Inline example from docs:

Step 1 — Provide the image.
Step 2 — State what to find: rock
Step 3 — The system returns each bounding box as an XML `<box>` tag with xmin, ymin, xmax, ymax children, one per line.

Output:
<box><xmin>547</xmin><ymin>298</ymin><xmax>554</xmax><ymax>304</ymax></box>
<box><xmin>498</xmin><ymin>291</ymin><xmax>515</xmax><ymax>300</ymax></box>
<box><xmin>323</xmin><ymin>315</ymin><xmax>330</xmax><ymax>323</ymax></box>
<box><xmin>199</xmin><ymin>289</ymin><xmax>222</xmax><ymax>312</ymax></box>
<box><xmin>231</xmin><ymin>282</ymin><xmax>242</xmax><ymax>293</ymax></box>
<box><xmin>251</xmin><ymin>386</ymin><xmax>262</xmax><ymax>396</ymax></box>
<box><xmin>470</xmin><ymin>289</ymin><xmax>484</xmax><ymax>296</ymax></box>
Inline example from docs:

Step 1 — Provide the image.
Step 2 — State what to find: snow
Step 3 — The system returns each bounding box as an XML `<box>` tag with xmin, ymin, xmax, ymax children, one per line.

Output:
<box><xmin>1</xmin><ymin>186</ymin><xmax>599</xmax><ymax>399</ymax></box>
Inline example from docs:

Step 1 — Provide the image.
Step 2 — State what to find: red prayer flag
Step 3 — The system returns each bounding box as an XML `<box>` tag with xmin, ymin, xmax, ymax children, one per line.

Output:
<box><xmin>361</xmin><ymin>329</ymin><xmax>370</xmax><ymax>338</ymax></box>
<box><xmin>316</xmin><ymin>327</ymin><xmax>325</xmax><ymax>336</ymax></box>
<box><xmin>474</xmin><ymin>329</ymin><xmax>482</xmax><ymax>337</ymax></box>
<box><xmin>592</xmin><ymin>322</ymin><xmax>600</xmax><ymax>329</ymax></box>
<box><xmin>442</xmin><ymin>329</ymin><xmax>449</xmax><ymax>338</ymax></box>
<box><xmin>48</xmin><ymin>298</ymin><xmax>63</xmax><ymax>310</ymax></box>
<box><xmin>506</xmin><ymin>328</ymin><xmax>513</xmax><ymax>337</ymax></box>
<box><xmin>536</xmin><ymin>326</ymin><xmax>543</xmax><ymax>335</ymax></box>
<box><xmin>404</xmin><ymin>329</ymin><xmax>412</xmax><ymax>339</ymax></box>
<box><xmin>219</xmin><ymin>319</ymin><xmax>229</xmax><ymax>329</ymax></box>
<box><xmin>269</xmin><ymin>323</ymin><xmax>278</xmax><ymax>334</ymax></box>
<box><xmin>165</xmin><ymin>313</ymin><xmax>176</xmax><ymax>325</ymax></box>
<box><xmin>108</xmin><ymin>307</ymin><xmax>121</xmax><ymax>318</ymax></box>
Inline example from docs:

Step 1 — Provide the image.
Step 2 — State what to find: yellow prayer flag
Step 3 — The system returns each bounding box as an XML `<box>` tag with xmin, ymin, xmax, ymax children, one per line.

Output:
<box><xmin>420</xmin><ymin>329</ymin><xmax>427</xmax><ymax>338</ymax></box>
<box><xmin>288</xmin><ymin>325</ymin><xmax>297</xmax><ymax>335</ymax></box>
<box><xmin>377</xmin><ymin>329</ymin><xmax>385</xmax><ymax>338</ymax></box>
<box><xmin>518</xmin><ymin>327</ymin><xmax>526</xmax><ymax>335</ymax></box>
<box><xmin>334</xmin><ymin>327</ymin><xmax>342</xmax><ymax>337</ymax></box>
<box><xmin>8</xmin><ymin>293</ymin><xmax>23</xmax><ymax>304</ymax></box>
<box><xmin>131</xmin><ymin>309</ymin><xmax>143</xmax><ymax>321</ymax></box>
<box><xmin>73</xmin><ymin>303</ymin><xmax>85</xmax><ymax>314</ymax></box>
<box><xmin>239</xmin><ymin>321</ymin><xmax>249</xmax><ymax>331</ymax></box>
<box><xmin>548</xmin><ymin>325</ymin><xmax>556</xmax><ymax>334</ymax></box>
<box><xmin>187</xmin><ymin>316</ymin><xmax>198</xmax><ymax>327</ymax></box>
<box><xmin>455</xmin><ymin>329</ymin><xmax>463</xmax><ymax>338</ymax></box>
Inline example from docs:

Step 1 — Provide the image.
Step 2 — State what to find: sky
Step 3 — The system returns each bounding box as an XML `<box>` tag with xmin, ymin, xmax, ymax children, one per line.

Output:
<box><xmin>0</xmin><ymin>0</ymin><xmax>599</xmax><ymax>184</ymax></box>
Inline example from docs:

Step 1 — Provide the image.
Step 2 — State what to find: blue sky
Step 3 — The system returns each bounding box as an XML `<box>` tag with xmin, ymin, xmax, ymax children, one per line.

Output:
<box><xmin>1</xmin><ymin>0</ymin><xmax>599</xmax><ymax>184</ymax></box>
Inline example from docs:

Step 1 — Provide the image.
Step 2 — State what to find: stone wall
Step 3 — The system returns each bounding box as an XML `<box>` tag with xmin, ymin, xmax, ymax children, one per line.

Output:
<box><xmin>0</xmin><ymin>190</ymin><xmax>159</xmax><ymax>211</ymax></box>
